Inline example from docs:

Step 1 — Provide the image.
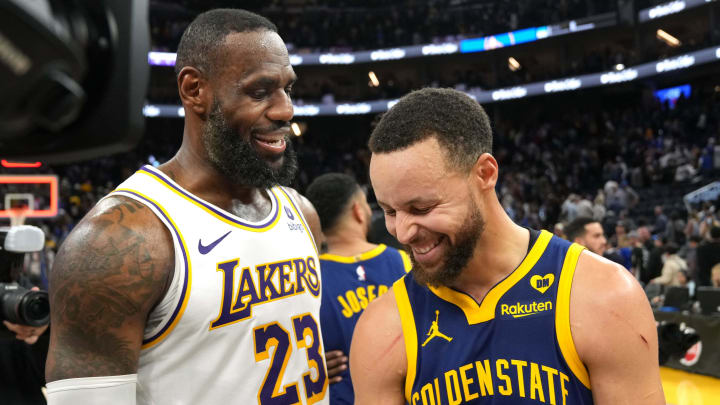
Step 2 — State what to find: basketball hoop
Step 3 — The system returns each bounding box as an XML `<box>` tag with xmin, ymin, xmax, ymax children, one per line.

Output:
<box><xmin>9</xmin><ymin>207</ymin><xmax>28</xmax><ymax>227</ymax></box>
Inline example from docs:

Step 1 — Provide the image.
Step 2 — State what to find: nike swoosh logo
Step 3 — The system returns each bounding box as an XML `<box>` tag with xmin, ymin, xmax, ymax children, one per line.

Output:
<box><xmin>198</xmin><ymin>231</ymin><xmax>232</xmax><ymax>255</ymax></box>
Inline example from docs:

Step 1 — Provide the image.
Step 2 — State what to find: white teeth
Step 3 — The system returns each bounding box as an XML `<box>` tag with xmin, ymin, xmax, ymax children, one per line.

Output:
<box><xmin>414</xmin><ymin>239</ymin><xmax>441</xmax><ymax>254</ymax></box>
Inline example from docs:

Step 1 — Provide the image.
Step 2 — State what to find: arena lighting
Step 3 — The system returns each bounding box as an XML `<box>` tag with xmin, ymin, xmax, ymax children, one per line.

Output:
<box><xmin>368</xmin><ymin>71</ymin><xmax>380</xmax><ymax>87</ymax></box>
<box><xmin>319</xmin><ymin>53</ymin><xmax>355</xmax><ymax>64</ymax></box>
<box><xmin>544</xmin><ymin>78</ymin><xmax>582</xmax><ymax>93</ymax></box>
<box><xmin>1</xmin><ymin>160</ymin><xmax>42</xmax><ymax>168</ymax></box>
<box><xmin>144</xmin><ymin>45</ymin><xmax>720</xmax><ymax>117</ymax></box>
<box><xmin>638</xmin><ymin>0</ymin><xmax>716</xmax><ymax>22</ymax></box>
<box><xmin>491</xmin><ymin>87</ymin><xmax>528</xmax><ymax>101</ymax></box>
<box><xmin>657</xmin><ymin>29</ymin><xmax>681</xmax><ymax>47</ymax></box>
<box><xmin>293</xmin><ymin>105</ymin><xmax>320</xmax><ymax>116</ymax></box>
<box><xmin>656</xmin><ymin>55</ymin><xmax>694</xmax><ymax>72</ymax></box>
<box><xmin>615</xmin><ymin>63</ymin><xmax>625</xmax><ymax>71</ymax></box>
<box><xmin>508</xmin><ymin>57</ymin><xmax>521</xmax><ymax>71</ymax></box>
<box><xmin>148</xmin><ymin>16</ymin><xmax>616</xmax><ymax>68</ymax></box>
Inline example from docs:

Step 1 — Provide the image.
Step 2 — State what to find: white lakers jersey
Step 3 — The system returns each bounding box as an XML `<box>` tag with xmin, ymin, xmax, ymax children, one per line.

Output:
<box><xmin>107</xmin><ymin>165</ymin><xmax>329</xmax><ymax>405</ymax></box>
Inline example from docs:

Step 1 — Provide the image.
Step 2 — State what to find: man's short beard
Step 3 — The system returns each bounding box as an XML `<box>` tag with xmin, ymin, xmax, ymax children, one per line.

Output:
<box><xmin>410</xmin><ymin>202</ymin><xmax>485</xmax><ymax>288</ymax></box>
<box><xmin>202</xmin><ymin>100</ymin><xmax>298</xmax><ymax>188</ymax></box>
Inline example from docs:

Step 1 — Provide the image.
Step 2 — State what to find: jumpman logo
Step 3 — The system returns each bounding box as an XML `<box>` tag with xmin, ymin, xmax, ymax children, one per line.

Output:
<box><xmin>421</xmin><ymin>310</ymin><xmax>453</xmax><ymax>347</ymax></box>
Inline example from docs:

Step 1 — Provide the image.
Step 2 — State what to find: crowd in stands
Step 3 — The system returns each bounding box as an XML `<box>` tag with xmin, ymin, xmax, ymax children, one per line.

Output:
<box><xmin>147</xmin><ymin>0</ymin><xmax>719</xmax><ymax>106</ymax></box>
<box><xmin>150</xmin><ymin>0</ymin><xmax>615</xmax><ymax>53</ymax></box>
<box><xmin>6</xmin><ymin>83</ymin><xmax>719</xmax><ymax>294</ymax></box>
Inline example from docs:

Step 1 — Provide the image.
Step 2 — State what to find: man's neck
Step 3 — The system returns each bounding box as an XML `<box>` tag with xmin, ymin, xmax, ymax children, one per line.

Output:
<box><xmin>159</xmin><ymin>151</ymin><xmax>271</xmax><ymax>220</ymax></box>
<box><xmin>449</xmin><ymin>210</ymin><xmax>531</xmax><ymax>303</ymax></box>
<box><xmin>324</xmin><ymin>231</ymin><xmax>378</xmax><ymax>258</ymax></box>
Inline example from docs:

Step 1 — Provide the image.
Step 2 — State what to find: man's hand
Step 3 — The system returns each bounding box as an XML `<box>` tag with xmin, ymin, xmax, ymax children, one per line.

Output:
<box><xmin>325</xmin><ymin>350</ymin><xmax>348</xmax><ymax>384</ymax></box>
<box><xmin>3</xmin><ymin>320</ymin><xmax>48</xmax><ymax>344</ymax></box>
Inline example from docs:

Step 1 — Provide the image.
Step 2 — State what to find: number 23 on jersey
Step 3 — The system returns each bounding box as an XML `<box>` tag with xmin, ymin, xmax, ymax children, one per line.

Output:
<box><xmin>253</xmin><ymin>313</ymin><xmax>328</xmax><ymax>405</ymax></box>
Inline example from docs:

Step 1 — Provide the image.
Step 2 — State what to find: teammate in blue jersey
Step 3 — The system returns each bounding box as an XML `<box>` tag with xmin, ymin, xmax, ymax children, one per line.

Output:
<box><xmin>351</xmin><ymin>88</ymin><xmax>665</xmax><ymax>404</ymax></box>
<box><xmin>306</xmin><ymin>173</ymin><xmax>411</xmax><ymax>404</ymax></box>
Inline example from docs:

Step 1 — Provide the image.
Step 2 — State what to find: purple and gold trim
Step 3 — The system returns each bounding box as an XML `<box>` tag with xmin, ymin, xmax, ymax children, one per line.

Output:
<box><xmin>113</xmin><ymin>188</ymin><xmax>192</xmax><ymax>349</ymax></box>
<box><xmin>137</xmin><ymin>165</ymin><xmax>282</xmax><ymax>232</ymax></box>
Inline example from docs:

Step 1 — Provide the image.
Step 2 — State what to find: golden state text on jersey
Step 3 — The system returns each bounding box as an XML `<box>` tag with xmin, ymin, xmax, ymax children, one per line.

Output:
<box><xmin>108</xmin><ymin>165</ymin><xmax>329</xmax><ymax>405</ymax></box>
<box><xmin>394</xmin><ymin>230</ymin><xmax>593</xmax><ymax>405</ymax></box>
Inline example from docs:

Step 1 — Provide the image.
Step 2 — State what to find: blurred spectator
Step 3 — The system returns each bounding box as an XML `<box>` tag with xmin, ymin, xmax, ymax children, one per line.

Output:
<box><xmin>610</xmin><ymin>221</ymin><xmax>631</xmax><ymax>248</ymax></box>
<box><xmin>680</xmin><ymin>235</ymin><xmax>703</xmax><ymax>282</ymax></box>
<box><xmin>675</xmin><ymin>270</ymin><xmax>696</xmax><ymax>297</ymax></box>
<box><xmin>553</xmin><ymin>222</ymin><xmax>566</xmax><ymax>239</ymax></box>
<box><xmin>632</xmin><ymin>226</ymin><xmax>653</xmax><ymax>283</ymax></box>
<box><xmin>566</xmin><ymin>216</ymin><xmax>626</xmax><ymax>267</ymax></box>
<box><xmin>653</xmin><ymin>205</ymin><xmax>668</xmax><ymax>235</ymax></box>
<box><xmin>649</xmin><ymin>243</ymin><xmax>688</xmax><ymax>286</ymax></box>
<box><xmin>712</xmin><ymin>264</ymin><xmax>720</xmax><ymax>287</ymax></box>
<box><xmin>696</xmin><ymin>226</ymin><xmax>720</xmax><ymax>286</ymax></box>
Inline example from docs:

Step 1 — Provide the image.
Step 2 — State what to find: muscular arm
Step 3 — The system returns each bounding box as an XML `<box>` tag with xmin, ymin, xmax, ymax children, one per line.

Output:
<box><xmin>350</xmin><ymin>289</ymin><xmax>407</xmax><ymax>405</ymax></box>
<box><xmin>571</xmin><ymin>252</ymin><xmax>665</xmax><ymax>405</ymax></box>
<box><xmin>46</xmin><ymin>196</ymin><xmax>174</xmax><ymax>381</ymax></box>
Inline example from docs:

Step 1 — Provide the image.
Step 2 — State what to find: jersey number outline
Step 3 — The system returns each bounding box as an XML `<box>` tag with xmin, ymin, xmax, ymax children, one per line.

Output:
<box><xmin>253</xmin><ymin>314</ymin><xmax>328</xmax><ymax>404</ymax></box>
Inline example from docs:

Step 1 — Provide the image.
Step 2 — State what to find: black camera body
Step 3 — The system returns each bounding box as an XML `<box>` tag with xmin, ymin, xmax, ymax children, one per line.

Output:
<box><xmin>0</xmin><ymin>283</ymin><xmax>50</xmax><ymax>327</ymax></box>
<box><xmin>0</xmin><ymin>226</ymin><xmax>51</xmax><ymax>336</ymax></box>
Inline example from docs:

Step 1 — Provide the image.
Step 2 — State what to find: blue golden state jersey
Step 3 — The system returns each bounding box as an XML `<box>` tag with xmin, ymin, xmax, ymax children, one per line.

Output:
<box><xmin>320</xmin><ymin>244</ymin><xmax>412</xmax><ymax>404</ymax></box>
<box><xmin>394</xmin><ymin>230</ymin><xmax>593</xmax><ymax>405</ymax></box>
<box><xmin>106</xmin><ymin>165</ymin><xmax>328</xmax><ymax>405</ymax></box>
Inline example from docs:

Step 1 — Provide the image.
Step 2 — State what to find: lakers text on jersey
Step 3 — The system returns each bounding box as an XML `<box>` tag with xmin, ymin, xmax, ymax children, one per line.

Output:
<box><xmin>108</xmin><ymin>165</ymin><xmax>329</xmax><ymax>405</ymax></box>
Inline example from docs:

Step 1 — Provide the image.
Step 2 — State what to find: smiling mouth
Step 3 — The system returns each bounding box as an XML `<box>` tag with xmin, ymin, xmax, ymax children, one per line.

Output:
<box><xmin>252</xmin><ymin>133</ymin><xmax>287</xmax><ymax>154</ymax></box>
<box><xmin>412</xmin><ymin>236</ymin><xmax>444</xmax><ymax>255</ymax></box>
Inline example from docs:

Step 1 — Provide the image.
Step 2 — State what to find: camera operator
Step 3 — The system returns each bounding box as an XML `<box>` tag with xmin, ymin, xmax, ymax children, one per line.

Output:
<box><xmin>0</xmin><ymin>226</ymin><xmax>51</xmax><ymax>405</ymax></box>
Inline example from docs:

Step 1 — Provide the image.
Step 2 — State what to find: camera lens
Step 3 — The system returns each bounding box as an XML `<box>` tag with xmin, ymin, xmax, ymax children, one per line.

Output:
<box><xmin>20</xmin><ymin>291</ymin><xmax>50</xmax><ymax>326</ymax></box>
<box><xmin>0</xmin><ymin>285</ymin><xmax>50</xmax><ymax>326</ymax></box>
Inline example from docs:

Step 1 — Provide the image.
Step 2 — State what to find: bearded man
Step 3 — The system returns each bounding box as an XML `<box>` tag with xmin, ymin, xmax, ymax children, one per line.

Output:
<box><xmin>45</xmin><ymin>9</ymin><xmax>328</xmax><ymax>405</ymax></box>
<box><xmin>351</xmin><ymin>88</ymin><xmax>664</xmax><ymax>405</ymax></box>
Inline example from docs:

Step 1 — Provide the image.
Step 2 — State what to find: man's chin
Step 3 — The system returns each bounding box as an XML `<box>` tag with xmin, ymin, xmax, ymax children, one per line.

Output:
<box><xmin>411</xmin><ymin>260</ymin><xmax>462</xmax><ymax>288</ymax></box>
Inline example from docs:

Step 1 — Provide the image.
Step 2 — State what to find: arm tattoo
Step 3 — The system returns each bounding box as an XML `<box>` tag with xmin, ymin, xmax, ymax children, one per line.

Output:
<box><xmin>47</xmin><ymin>198</ymin><xmax>171</xmax><ymax>380</ymax></box>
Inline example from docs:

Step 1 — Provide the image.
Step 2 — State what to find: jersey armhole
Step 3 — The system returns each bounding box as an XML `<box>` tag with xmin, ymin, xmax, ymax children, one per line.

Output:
<box><xmin>392</xmin><ymin>277</ymin><xmax>418</xmax><ymax>403</ymax></box>
<box><xmin>555</xmin><ymin>243</ymin><xmax>591</xmax><ymax>389</ymax></box>
<box><xmin>110</xmin><ymin>189</ymin><xmax>192</xmax><ymax>350</ymax></box>
<box><xmin>399</xmin><ymin>250</ymin><xmax>413</xmax><ymax>273</ymax></box>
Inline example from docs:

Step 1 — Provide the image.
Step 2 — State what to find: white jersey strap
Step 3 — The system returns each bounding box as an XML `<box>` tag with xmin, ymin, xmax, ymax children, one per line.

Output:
<box><xmin>46</xmin><ymin>374</ymin><xmax>137</xmax><ymax>405</ymax></box>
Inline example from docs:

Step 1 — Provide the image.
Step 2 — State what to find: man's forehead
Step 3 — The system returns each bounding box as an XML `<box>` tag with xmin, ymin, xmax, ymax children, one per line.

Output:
<box><xmin>220</xmin><ymin>31</ymin><xmax>290</xmax><ymax>66</ymax></box>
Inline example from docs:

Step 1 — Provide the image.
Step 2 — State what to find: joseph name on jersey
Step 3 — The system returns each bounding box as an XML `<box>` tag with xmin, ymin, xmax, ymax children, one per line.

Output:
<box><xmin>108</xmin><ymin>165</ymin><xmax>329</xmax><ymax>405</ymax></box>
<box><xmin>320</xmin><ymin>244</ymin><xmax>412</xmax><ymax>404</ymax></box>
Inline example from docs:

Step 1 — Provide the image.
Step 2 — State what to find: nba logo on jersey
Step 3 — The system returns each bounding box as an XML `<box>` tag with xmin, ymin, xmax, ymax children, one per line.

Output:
<box><xmin>285</xmin><ymin>206</ymin><xmax>295</xmax><ymax>220</ymax></box>
<box><xmin>356</xmin><ymin>265</ymin><xmax>366</xmax><ymax>281</ymax></box>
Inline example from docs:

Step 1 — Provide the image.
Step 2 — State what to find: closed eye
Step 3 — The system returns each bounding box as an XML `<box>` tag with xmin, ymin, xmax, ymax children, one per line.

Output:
<box><xmin>411</xmin><ymin>206</ymin><xmax>432</xmax><ymax>215</ymax></box>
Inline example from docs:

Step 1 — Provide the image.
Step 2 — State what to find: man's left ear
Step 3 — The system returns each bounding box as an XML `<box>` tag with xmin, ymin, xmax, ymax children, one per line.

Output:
<box><xmin>351</xmin><ymin>202</ymin><xmax>365</xmax><ymax>224</ymax></box>
<box><xmin>472</xmin><ymin>153</ymin><xmax>498</xmax><ymax>190</ymax></box>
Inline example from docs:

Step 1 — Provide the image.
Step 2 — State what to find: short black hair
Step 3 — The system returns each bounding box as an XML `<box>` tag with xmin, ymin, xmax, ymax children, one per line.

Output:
<box><xmin>369</xmin><ymin>88</ymin><xmax>492</xmax><ymax>172</ymax></box>
<box><xmin>565</xmin><ymin>217</ymin><xmax>598</xmax><ymax>242</ymax></box>
<box><xmin>175</xmin><ymin>9</ymin><xmax>277</xmax><ymax>77</ymax></box>
<box><xmin>305</xmin><ymin>173</ymin><xmax>362</xmax><ymax>233</ymax></box>
<box><xmin>663</xmin><ymin>243</ymin><xmax>679</xmax><ymax>255</ymax></box>
<box><xmin>711</xmin><ymin>226</ymin><xmax>720</xmax><ymax>240</ymax></box>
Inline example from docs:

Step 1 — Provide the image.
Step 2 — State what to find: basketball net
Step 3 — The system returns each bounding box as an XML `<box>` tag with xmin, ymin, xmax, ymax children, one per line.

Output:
<box><xmin>9</xmin><ymin>207</ymin><xmax>28</xmax><ymax>227</ymax></box>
